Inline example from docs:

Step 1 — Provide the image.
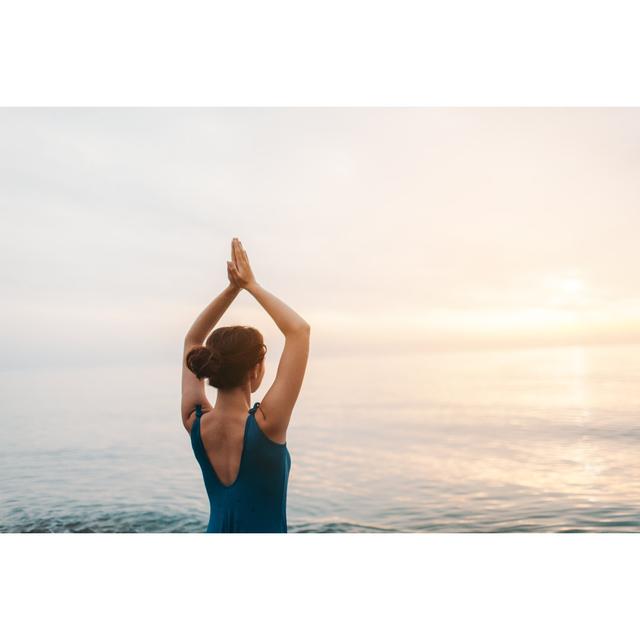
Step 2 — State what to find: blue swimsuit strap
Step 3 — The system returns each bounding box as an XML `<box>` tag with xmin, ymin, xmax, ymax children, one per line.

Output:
<box><xmin>248</xmin><ymin>401</ymin><xmax>260</xmax><ymax>415</ymax></box>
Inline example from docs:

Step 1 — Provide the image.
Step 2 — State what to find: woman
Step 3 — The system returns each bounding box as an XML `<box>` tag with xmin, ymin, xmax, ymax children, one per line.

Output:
<box><xmin>181</xmin><ymin>237</ymin><xmax>310</xmax><ymax>533</ymax></box>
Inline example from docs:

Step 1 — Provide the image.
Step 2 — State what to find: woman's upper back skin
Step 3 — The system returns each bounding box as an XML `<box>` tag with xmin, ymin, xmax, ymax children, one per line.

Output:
<box><xmin>194</xmin><ymin>404</ymin><xmax>285</xmax><ymax>487</ymax></box>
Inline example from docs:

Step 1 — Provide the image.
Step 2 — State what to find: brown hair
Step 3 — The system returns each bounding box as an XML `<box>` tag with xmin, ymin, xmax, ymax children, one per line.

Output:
<box><xmin>186</xmin><ymin>326</ymin><xmax>267</xmax><ymax>390</ymax></box>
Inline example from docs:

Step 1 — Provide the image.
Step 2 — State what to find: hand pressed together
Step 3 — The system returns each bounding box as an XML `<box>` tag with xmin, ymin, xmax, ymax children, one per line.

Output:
<box><xmin>227</xmin><ymin>237</ymin><xmax>257</xmax><ymax>290</ymax></box>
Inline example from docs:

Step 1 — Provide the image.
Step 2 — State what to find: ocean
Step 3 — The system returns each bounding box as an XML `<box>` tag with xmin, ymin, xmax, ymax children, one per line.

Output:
<box><xmin>1</xmin><ymin>343</ymin><xmax>639</xmax><ymax>532</ymax></box>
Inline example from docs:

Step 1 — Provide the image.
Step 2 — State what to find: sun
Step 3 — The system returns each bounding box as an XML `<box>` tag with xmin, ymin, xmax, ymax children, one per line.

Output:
<box><xmin>547</xmin><ymin>274</ymin><xmax>587</xmax><ymax>307</ymax></box>
<box><xmin>558</xmin><ymin>276</ymin><xmax>585</xmax><ymax>296</ymax></box>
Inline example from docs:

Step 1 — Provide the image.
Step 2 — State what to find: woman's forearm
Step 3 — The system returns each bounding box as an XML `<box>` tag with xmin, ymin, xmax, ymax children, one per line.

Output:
<box><xmin>245</xmin><ymin>281</ymin><xmax>310</xmax><ymax>336</ymax></box>
<box><xmin>185</xmin><ymin>284</ymin><xmax>241</xmax><ymax>344</ymax></box>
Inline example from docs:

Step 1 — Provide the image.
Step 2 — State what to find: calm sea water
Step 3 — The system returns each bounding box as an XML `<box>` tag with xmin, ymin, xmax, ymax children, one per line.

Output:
<box><xmin>1</xmin><ymin>343</ymin><xmax>639</xmax><ymax>533</ymax></box>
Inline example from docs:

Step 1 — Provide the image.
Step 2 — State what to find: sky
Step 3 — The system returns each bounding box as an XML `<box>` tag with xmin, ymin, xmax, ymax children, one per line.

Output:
<box><xmin>1</xmin><ymin>108</ymin><xmax>639</xmax><ymax>369</ymax></box>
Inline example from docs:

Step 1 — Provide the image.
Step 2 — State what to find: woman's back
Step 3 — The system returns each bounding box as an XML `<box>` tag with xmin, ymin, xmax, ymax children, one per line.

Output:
<box><xmin>190</xmin><ymin>402</ymin><xmax>291</xmax><ymax>533</ymax></box>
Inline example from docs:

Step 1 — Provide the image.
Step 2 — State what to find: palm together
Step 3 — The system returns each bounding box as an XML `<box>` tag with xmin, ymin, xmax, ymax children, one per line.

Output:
<box><xmin>227</xmin><ymin>237</ymin><xmax>256</xmax><ymax>290</ymax></box>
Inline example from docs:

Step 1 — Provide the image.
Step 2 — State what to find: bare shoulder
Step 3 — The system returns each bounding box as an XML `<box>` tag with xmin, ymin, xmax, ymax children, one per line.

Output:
<box><xmin>253</xmin><ymin>403</ymin><xmax>287</xmax><ymax>446</ymax></box>
<box><xmin>182</xmin><ymin>401</ymin><xmax>213</xmax><ymax>434</ymax></box>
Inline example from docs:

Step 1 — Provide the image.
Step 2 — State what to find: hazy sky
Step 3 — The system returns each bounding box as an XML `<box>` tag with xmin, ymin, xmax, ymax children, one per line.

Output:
<box><xmin>1</xmin><ymin>108</ymin><xmax>639</xmax><ymax>368</ymax></box>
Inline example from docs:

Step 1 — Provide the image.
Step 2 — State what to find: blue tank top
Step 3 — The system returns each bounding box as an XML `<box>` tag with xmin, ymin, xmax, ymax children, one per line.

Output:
<box><xmin>190</xmin><ymin>401</ymin><xmax>291</xmax><ymax>533</ymax></box>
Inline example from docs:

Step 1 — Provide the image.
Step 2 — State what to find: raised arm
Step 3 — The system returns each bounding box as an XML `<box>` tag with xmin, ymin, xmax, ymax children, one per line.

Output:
<box><xmin>184</xmin><ymin>284</ymin><xmax>241</xmax><ymax>345</ymax></box>
<box><xmin>181</xmin><ymin>283</ymin><xmax>241</xmax><ymax>429</ymax></box>
<box><xmin>229</xmin><ymin>238</ymin><xmax>310</xmax><ymax>441</ymax></box>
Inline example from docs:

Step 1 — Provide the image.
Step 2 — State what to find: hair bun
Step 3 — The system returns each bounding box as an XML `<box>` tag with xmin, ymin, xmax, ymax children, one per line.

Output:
<box><xmin>186</xmin><ymin>346</ymin><xmax>224</xmax><ymax>379</ymax></box>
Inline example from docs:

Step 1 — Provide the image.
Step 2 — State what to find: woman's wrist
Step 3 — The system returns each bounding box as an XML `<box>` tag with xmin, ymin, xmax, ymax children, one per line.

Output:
<box><xmin>245</xmin><ymin>280</ymin><xmax>260</xmax><ymax>295</ymax></box>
